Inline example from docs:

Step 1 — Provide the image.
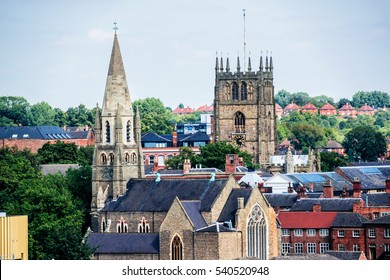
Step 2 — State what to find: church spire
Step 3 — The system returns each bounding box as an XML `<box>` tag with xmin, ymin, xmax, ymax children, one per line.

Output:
<box><xmin>270</xmin><ymin>55</ymin><xmax>273</xmax><ymax>72</ymax></box>
<box><xmin>237</xmin><ymin>56</ymin><xmax>241</xmax><ymax>72</ymax></box>
<box><xmin>248</xmin><ymin>55</ymin><xmax>252</xmax><ymax>72</ymax></box>
<box><xmin>215</xmin><ymin>53</ymin><xmax>219</xmax><ymax>72</ymax></box>
<box><xmin>259</xmin><ymin>55</ymin><xmax>263</xmax><ymax>72</ymax></box>
<box><xmin>94</xmin><ymin>103</ymin><xmax>101</xmax><ymax>143</ymax></box>
<box><xmin>226</xmin><ymin>56</ymin><xmax>230</xmax><ymax>72</ymax></box>
<box><xmin>108</xmin><ymin>30</ymin><xmax>126</xmax><ymax>77</ymax></box>
<box><xmin>220</xmin><ymin>56</ymin><xmax>224</xmax><ymax>72</ymax></box>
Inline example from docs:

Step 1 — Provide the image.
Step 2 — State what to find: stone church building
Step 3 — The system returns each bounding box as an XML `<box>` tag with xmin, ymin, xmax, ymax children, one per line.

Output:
<box><xmin>87</xmin><ymin>31</ymin><xmax>281</xmax><ymax>260</ymax></box>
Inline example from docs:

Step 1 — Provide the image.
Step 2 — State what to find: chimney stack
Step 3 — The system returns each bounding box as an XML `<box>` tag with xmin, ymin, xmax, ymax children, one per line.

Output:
<box><xmin>225</xmin><ymin>154</ymin><xmax>238</xmax><ymax>174</ymax></box>
<box><xmin>297</xmin><ymin>185</ymin><xmax>307</xmax><ymax>199</ymax></box>
<box><xmin>353</xmin><ymin>177</ymin><xmax>361</xmax><ymax>198</ymax></box>
<box><xmin>322</xmin><ymin>180</ymin><xmax>334</xmax><ymax>198</ymax></box>
<box><xmin>183</xmin><ymin>159</ymin><xmax>191</xmax><ymax>173</ymax></box>
<box><xmin>237</xmin><ymin>197</ymin><xmax>244</xmax><ymax>209</ymax></box>
<box><xmin>313</xmin><ymin>203</ymin><xmax>321</xmax><ymax>212</ymax></box>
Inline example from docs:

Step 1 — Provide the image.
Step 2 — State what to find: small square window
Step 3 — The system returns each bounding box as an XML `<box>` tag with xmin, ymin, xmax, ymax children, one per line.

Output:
<box><xmin>353</xmin><ymin>230</ymin><xmax>360</xmax><ymax>237</ymax></box>
<box><xmin>282</xmin><ymin>243</ymin><xmax>291</xmax><ymax>254</ymax></box>
<box><xmin>307</xmin><ymin>229</ymin><xmax>316</xmax><ymax>236</ymax></box>
<box><xmin>294</xmin><ymin>229</ymin><xmax>303</xmax><ymax>236</ymax></box>
<box><xmin>368</xmin><ymin>229</ymin><xmax>376</xmax><ymax>238</ymax></box>
<box><xmin>294</xmin><ymin>243</ymin><xmax>303</xmax><ymax>254</ymax></box>
<box><xmin>338</xmin><ymin>244</ymin><xmax>345</xmax><ymax>251</ymax></box>
<box><xmin>338</xmin><ymin>230</ymin><xmax>345</xmax><ymax>237</ymax></box>
<box><xmin>282</xmin><ymin>229</ymin><xmax>290</xmax><ymax>236</ymax></box>
<box><xmin>353</xmin><ymin>244</ymin><xmax>360</xmax><ymax>251</ymax></box>
<box><xmin>319</xmin><ymin>229</ymin><xmax>329</xmax><ymax>236</ymax></box>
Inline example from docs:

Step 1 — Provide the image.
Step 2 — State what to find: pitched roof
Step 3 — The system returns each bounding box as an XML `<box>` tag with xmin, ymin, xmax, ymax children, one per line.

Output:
<box><xmin>278</xmin><ymin>211</ymin><xmax>338</xmax><ymax>228</ymax></box>
<box><xmin>181</xmin><ymin>132</ymin><xmax>210</xmax><ymax>142</ymax></box>
<box><xmin>361</xmin><ymin>193</ymin><xmax>390</xmax><ymax>206</ymax></box>
<box><xmin>195</xmin><ymin>105</ymin><xmax>213</xmax><ymax>112</ymax></box>
<box><xmin>358</xmin><ymin>104</ymin><xmax>374</xmax><ymax>112</ymax></box>
<box><xmin>86</xmin><ymin>233</ymin><xmax>159</xmax><ymax>254</ymax></box>
<box><xmin>301</xmin><ymin>102</ymin><xmax>317</xmax><ymax>110</ymax></box>
<box><xmin>331</xmin><ymin>212</ymin><xmax>369</xmax><ymax>227</ymax></box>
<box><xmin>336</xmin><ymin>166</ymin><xmax>390</xmax><ymax>190</ymax></box>
<box><xmin>196</xmin><ymin>223</ymin><xmax>235</xmax><ymax>232</ymax></box>
<box><xmin>325</xmin><ymin>251</ymin><xmax>365</xmax><ymax>260</ymax></box>
<box><xmin>141</xmin><ymin>132</ymin><xmax>171</xmax><ymax>142</ymax></box>
<box><xmin>180</xmin><ymin>201</ymin><xmax>207</xmax><ymax>230</ymax></box>
<box><xmin>327</xmin><ymin>139</ymin><xmax>343</xmax><ymax>149</ymax></box>
<box><xmin>290</xmin><ymin>198</ymin><xmax>362</xmax><ymax>212</ymax></box>
<box><xmin>285</xmin><ymin>172</ymin><xmax>351</xmax><ymax>192</ymax></box>
<box><xmin>218</xmin><ymin>188</ymin><xmax>252</xmax><ymax>226</ymax></box>
<box><xmin>172</xmin><ymin>106</ymin><xmax>194</xmax><ymax>114</ymax></box>
<box><xmin>339</xmin><ymin>103</ymin><xmax>355</xmax><ymax>111</ymax></box>
<box><xmin>263</xmin><ymin>193</ymin><xmax>298</xmax><ymax>208</ymax></box>
<box><xmin>284</xmin><ymin>102</ymin><xmax>300</xmax><ymax>110</ymax></box>
<box><xmin>102</xmin><ymin>178</ymin><xmax>228</xmax><ymax>212</ymax></box>
<box><xmin>320</xmin><ymin>103</ymin><xmax>336</xmax><ymax>110</ymax></box>
<box><xmin>0</xmin><ymin>126</ymin><xmax>72</xmax><ymax>140</ymax></box>
<box><xmin>364</xmin><ymin>214</ymin><xmax>390</xmax><ymax>225</ymax></box>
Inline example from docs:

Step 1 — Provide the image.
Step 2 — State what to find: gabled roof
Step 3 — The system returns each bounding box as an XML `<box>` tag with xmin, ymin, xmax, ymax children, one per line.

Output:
<box><xmin>263</xmin><ymin>193</ymin><xmax>297</xmax><ymax>208</ymax></box>
<box><xmin>336</xmin><ymin>166</ymin><xmax>390</xmax><ymax>190</ymax></box>
<box><xmin>195</xmin><ymin>105</ymin><xmax>213</xmax><ymax>112</ymax></box>
<box><xmin>320</xmin><ymin>103</ymin><xmax>336</xmax><ymax>110</ymax></box>
<box><xmin>102</xmin><ymin>178</ymin><xmax>228</xmax><ymax>212</ymax></box>
<box><xmin>218</xmin><ymin>188</ymin><xmax>252</xmax><ymax>226</ymax></box>
<box><xmin>284</xmin><ymin>102</ymin><xmax>300</xmax><ymax>110</ymax></box>
<box><xmin>339</xmin><ymin>103</ymin><xmax>355</xmax><ymax>111</ymax></box>
<box><xmin>301</xmin><ymin>102</ymin><xmax>317</xmax><ymax>110</ymax></box>
<box><xmin>275</xmin><ymin>103</ymin><xmax>283</xmax><ymax>110</ymax></box>
<box><xmin>180</xmin><ymin>201</ymin><xmax>207</xmax><ymax>230</ymax></box>
<box><xmin>0</xmin><ymin>126</ymin><xmax>72</xmax><ymax>139</ymax></box>
<box><xmin>327</xmin><ymin>139</ymin><xmax>343</xmax><ymax>149</ymax></box>
<box><xmin>331</xmin><ymin>212</ymin><xmax>369</xmax><ymax>227</ymax></box>
<box><xmin>358</xmin><ymin>104</ymin><xmax>374</xmax><ymax>112</ymax></box>
<box><xmin>285</xmin><ymin>172</ymin><xmax>351</xmax><ymax>192</ymax></box>
<box><xmin>278</xmin><ymin>211</ymin><xmax>338</xmax><ymax>228</ymax></box>
<box><xmin>86</xmin><ymin>233</ymin><xmax>159</xmax><ymax>254</ymax></box>
<box><xmin>181</xmin><ymin>131</ymin><xmax>210</xmax><ymax>142</ymax></box>
<box><xmin>196</xmin><ymin>223</ymin><xmax>235</xmax><ymax>232</ymax></box>
<box><xmin>66</xmin><ymin>130</ymin><xmax>90</xmax><ymax>139</ymax></box>
<box><xmin>172</xmin><ymin>106</ymin><xmax>194</xmax><ymax>114</ymax></box>
<box><xmin>290</xmin><ymin>198</ymin><xmax>362</xmax><ymax>212</ymax></box>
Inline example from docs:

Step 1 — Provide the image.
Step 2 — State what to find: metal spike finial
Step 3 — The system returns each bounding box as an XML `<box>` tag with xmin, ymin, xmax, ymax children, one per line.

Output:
<box><xmin>113</xmin><ymin>21</ymin><xmax>119</xmax><ymax>34</ymax></box>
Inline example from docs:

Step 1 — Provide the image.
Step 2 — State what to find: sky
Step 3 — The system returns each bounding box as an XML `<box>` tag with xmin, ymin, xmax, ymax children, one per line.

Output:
<box><xmin>1</xmin><ymin>0</ymin><xmax>389</xmax><ymax>111</ymax></box>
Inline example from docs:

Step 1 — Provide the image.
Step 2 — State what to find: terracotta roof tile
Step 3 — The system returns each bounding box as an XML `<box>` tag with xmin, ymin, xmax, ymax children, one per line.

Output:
<box><xmin>278</xmin><ymin>211</ymin><xmax>338</xmax><ymax>228</ymax></box>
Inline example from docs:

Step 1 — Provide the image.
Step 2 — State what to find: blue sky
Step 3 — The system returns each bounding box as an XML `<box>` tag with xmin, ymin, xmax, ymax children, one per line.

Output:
<box><xmin>1</xmin><ymin>0</ymin><xmax>389</xmax><ymax>110</ymax></box>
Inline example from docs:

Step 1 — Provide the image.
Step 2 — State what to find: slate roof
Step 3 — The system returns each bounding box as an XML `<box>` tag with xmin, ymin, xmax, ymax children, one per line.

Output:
<box><xmin>86</xmin><ymin>233</ymin><xmax>159</xmax><ymax>254</ymax></box>
<box><xmin>364</xmin><ymin>214</ymin><xmax>390</xmax><ymax>225</ymax></box>
<box><xmin>181</xmin><ymin>132</ymin><xmax>210</xmax><ymax>142</ymax></box>
<box><xmin>0</xmin><ymin>126</ymin><xmax>72</xmax><ymax>139</ymax></box>
<box><xmin>196</xmin><ymin>223</ymin><xmax>235</xmax><ymax>232</ymax></box>
<box><xmin>278</xmin><ymin>212</ymin><xmax>338</xmax><ymax>228</ymax></box>
<box><xmin>218</xmin><ymin>188</ymin><xmax>252</xmax><ymax>226</ymax></box>
<box><xmin>336</xmin><ymin>166</ymin><xmax>390</xmax><ymax>190</ymax></box>
<box><xmin>181</xmin><ymin>201</ymin><xmax>207</xmax><ymax>229</ymax></box>
<box><xmin>325</xmin><ymin>251</ymin><xmax>365</xmax><ymax>260</ymax></box>
<box><xmin>40</xmin><ymin>164</ymin><xmax>79</xmax><ymax>175</ymax></box>
<box><xmin>263</xmin><ymin>193</ymin><xmax>298</xmax><ymax>208</ymax></box>
<box><xmin>331</xmin><ymin>212</ymin><xmax>369</xmax><ymax>227</ymax></box>
<box><xmin>272</xmin><ymin>254</ymin><xmax>339</xmax><ymax>260</ymax></box>
<box><xmin>290</xmin><ymin>198</ymin><xmax>362</xmax><ymax>212</ymax></box>
<box><xmin>102</xmin><ymin>178</ymin><xmax>228</xmax><ymax>212</ymax></box>
<box><xmin>66</xmin><ymin>130</ymin><xmax>89</xmax><ymax>139</ymax></box>
<box><xmin>142</xmin><ymin>132</ymin><xmax>171</xmax><ymax>142</ymax></box>
<box><xmin>361</xmin><ymin>193</ymin><xmax>390</xmax><ymax>206</ymax></box>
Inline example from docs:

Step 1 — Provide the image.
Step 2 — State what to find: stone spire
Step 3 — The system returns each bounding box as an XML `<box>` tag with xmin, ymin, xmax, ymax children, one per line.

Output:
<box><xmin>265</xmin><ymin>55</ymin><xmax>269</xmax><ymax>71</ymax></box>
<box><xmin>226</xmin><ymin>56</ymin><xmax>230</xmax><ymax>72</ymax></box>
<box><xmin>259</xmin><ymin>56</ymin><xmax>263</xmax><ymax>72</ymax></box>
<box><xmin>237</xmin><ymin>56</ymin><xmax>241</xmax><ymax>72</ymax></box>
<box><xmin>248</xmin><ymin>55</ymin><xmax>252</xmax><ymax>72</ymax></box>
<box><xmin>220</xmin><ymin>56</ymin><xmax>224</xmax><ymax>72</ymax></box>
<box><xmin>215</xmin><ymin>54</ymin><xmax>219</xmax><ymax>72</ymax></box>
<box><xmin>270</xmin><ymin>55</ymin><xmax>273</xmax><ymax>72</ymax></box>
<box><xmin>108</xmin><ymin>33</ymin><xmax>126</xmax><ymax>77</ymax></box>
<box><xmin>94</xmin><ymin>103</ymin><xmax>101</xmax><ymax>143</ymax></box>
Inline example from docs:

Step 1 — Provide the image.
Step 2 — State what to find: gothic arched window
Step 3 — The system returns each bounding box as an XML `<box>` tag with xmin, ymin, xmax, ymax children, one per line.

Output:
<box><xmin>234</xmin><ymin>112</ymin><xmax>245</xmax><ymax>133</ymax></box>
<box><xmin>138</xmin><ymin>217</ymin><xmax>150</xmax><ymax>233</ymax></box>
<box><xmin>109</xmin><ymin>153</ymin><xmax>114</xmax><ymax>164</ymax></box>
<box><xmin>126</xmin><ymin>121</ymin><xmax>131</xmax><ymax>142</ymax></box>
<box><xmin>232</xmin><ymin>82</ymin><xmax>239</xmax><ymax>100</ymax></box>
<box><xmin>241</xmin><ymin>81</ymin><xmax>247</xmax><ymax>100</ymax></box>
<box><xmin>101</xmin><ymin>217</ymin><xmax>106</xmax><ymax>232</ymax></box>
<box><xmin>116</xmin><ymin>217</ymin><xmax>128</xmax><ymax>233</ymax></box>
<box><xmin>125</xmin><ymin>153</ymin><xmax>130</xmax><ymax>163</ymax></box>
<box><xmin>101</xmin><ymin>153</ymin><xmax>107</xmax><ymax>165</ymax></box>
<box><xmin>131</xmin><ymin>153</ymin><xmax>137</xmax><ymax>164</ymax></box>
<box><xmin>105</xmin><ymin>121</ymin><xmax>111</xmax><ymax>143</ymax></box>
<box><xmin>171</xmin><ymin>235</ymin><xmax>183</xmax><ymax>260</ymax></box>
<box><xmin>247</xmin><ymin>204</ymin><xmax>267</xmax><ymax>259</ymax></box>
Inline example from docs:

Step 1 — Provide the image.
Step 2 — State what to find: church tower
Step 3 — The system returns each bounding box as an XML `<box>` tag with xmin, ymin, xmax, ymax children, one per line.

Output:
<box><xmin>91</xmin><ymin>30</ymin><xmax>144</xmax><ymax>230</ymax></box>
<box><xmin>213</xmin><ymin>54</ymin><xmax>278</xmax><ymax>164</ymax></box>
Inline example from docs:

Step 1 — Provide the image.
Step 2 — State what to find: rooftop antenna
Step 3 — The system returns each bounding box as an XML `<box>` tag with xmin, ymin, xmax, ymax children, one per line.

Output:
<box><xmin>243</xmin><ymin>9</ymin><xmax>246</xmax><ymax>71</ymax></box>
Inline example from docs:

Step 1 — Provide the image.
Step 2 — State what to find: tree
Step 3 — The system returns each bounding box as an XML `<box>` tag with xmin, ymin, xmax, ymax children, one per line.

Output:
<box><xmin>133</xmin><ymin>98</ymin><xmax>174</xmax><ymax>134</ymax></box>
<box><xmin>0</xmin><ymin>96</ymin><xmax>32</xmax><ymax>126</ymax></box>
<box><xmin>288</xmin><ymin>123</ymin><xmax>327</xmax><ymax>150</ymax></box>
<box><xmin>275</xmin><ymin>89</ymin><xmax>292</xmax><ymax>108</ymax></box>
<box><xmin>337</xmin><ymin>98</ymin><xmax>353</xmax><ymax>109</ymax></box>
<box><xmin>30</xmin><ymin>102</ymin><xmax>56</xmax><ymax>126</ymax></box>
<box><xmin>343</xmin><ymin>125</ymin><xmax>387</xmax><ymax>162</ymax></box>
<box><xmin>352</xmin><ymin>91</ymin><xmax>390</xmax><ymax>108</ymax></box>
<box><xmin>165</xmin><ymin>146</ymin><xmax>199</xmax><ymax>169</ymax></box>
<box><xmin>37</xmin><ymin>141</ymin><xmax>80</xmax><ymax>164</ymax></box>
<box><xmin>310</xmin><ymin>95</ymin><xmax>335</xmax><ymax>108</ymax></box>
<box><xmin>291</xmin><ymin>92</ymin><xmax>311</xmax><ymax>106</ymax></box>
<box><xmin>66</xmin><ymin>104</ymin><xmax>95</xmax><ymax>127</ymax></box>
<box><xmin>320</xmin><ymin>152</ymin><xmax>348</xmax><ymax>172</ymax></box>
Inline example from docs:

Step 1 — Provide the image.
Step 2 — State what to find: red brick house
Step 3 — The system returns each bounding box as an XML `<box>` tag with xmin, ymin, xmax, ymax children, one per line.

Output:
<box><xmin>364</xmin><ymin>215</ymin><xmax>390</xmax><ymax>259</ymax></box>
<box><xmin>339</xmin><ymin>103</ymin><xmax>356</xmax><ymax>117</ymax></box>
<box><xmin>275</xmin><ymin>103</ymin><xmax>283</xmax><ymax>118</ymax></box>
<box><xmin>195</xmin><ymin>104</ymin><xmax>213</xmax><ymax>114</ymax></box>
<box><xmin>323</xmin><ymin>139</ymin><xmax>345</xmax><ymax>155</ymax></box>
<box><xmin>172</xmin><ymin>106</ymin><xmax>194</xmax><ymax>115</ymax></box>
<box><xmin>357</xmin><ymin>103</ymin><xmax>375</xmax><ymax>116</ymax></box>
<box><xmin>283</xmin><ymin>102</ymin><xmax>300</xmax><ymax>115</ymax></box>
<box><xmin>301</xmin><ymin>102</ymin><xmax>318</xmax><ymax>114</ymax></box>
<box><xmin>319</xmin><ymin>103</ymin><xmax>337</xmax><ymax>116</ymax></box>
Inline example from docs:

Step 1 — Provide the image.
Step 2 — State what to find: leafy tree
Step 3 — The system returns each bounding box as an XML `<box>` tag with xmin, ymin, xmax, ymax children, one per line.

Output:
<box><xmin>277</xmin><ymin>121</ymin><xmax>290</xmax><ymax>142</ymax></box>
<box><xmin>30</xmin><ymin>102</ymin><xmax>56</xmax><ymax>126</ymax></box>
<box><xmin>37</xmin><ymin>141</ymin><xmax>80</xmax><ymax>164</ymax></box>
<box><xmin>0</xmin><ymin>96</ymin><xmax>32</xmax><ymax>126</ymax></box>
<box><xmin>320</xmin><ymin>152</ymin><xmax>348</xmax><ymax>172</ymax></box>
<box><xmin>178</xmin><ymin>103</ymin><xmax>184</xmax><ymax>108</ymax></box>
<box><xmin>133</xmin><ymin>98</ymin><xmax>174</xmax><ymax>134</ymax></box>
<box><xmin>310</xmin><ymin>95</ymin><xmax>335</xmax><ymax>108</ymax></box>
<box><xmin>66</xmin><ymin>104</ymin><xmax>95</xmax><ymax>127</ymax></box>
<box><xmin>275</xmin><ymin>89</ymin><xmax>292</xmax><ymax>108</ymax></box>
<box><xmin>337</xmin><ymin>98</ymin><xmax>353</xmax><ymax>109</ymax></box>
<box><xmin>288</xmin><ymin>123</ymin><xmax>327</xmax><ymax>150</ymax></box>
<box><xmin>352</xmin><ymin>91</ymin><xmax>390</xmax><ymax>108</ymax></box>
<box><xmin>374</xmin><ymin>110</ymin><xmax>390</xmax><ymax>128</ymax></box>
<box><xmin>343</xmin><ymin>125</ymin><xmax>387</xmax><ymax>162</ymax></box>
<box><xmin>165</xmin><ymin>146</ymin><xmax>199</xmax><ymax>169</ymax></box>
<box><xmin>291</xmin><ymin>92</ymin><xmax>311</xmax><ymax>106</ymax></box>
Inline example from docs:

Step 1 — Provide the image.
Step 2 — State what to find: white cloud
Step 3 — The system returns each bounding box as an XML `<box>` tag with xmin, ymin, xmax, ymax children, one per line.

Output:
<box><xmin>88</xmin><ymin>28</ymin><xmax>112</xmax><ymax>42</ymax></box>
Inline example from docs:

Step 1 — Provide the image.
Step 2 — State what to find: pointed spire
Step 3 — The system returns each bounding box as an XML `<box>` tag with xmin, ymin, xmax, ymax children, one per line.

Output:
<box><xmin>237</xmin><ymin>56</ymin><xmax>241</xmax><ymax>72</ymax></box>
<box><xmin>95</xmin><ymin>103</ymin><xmax>101</xmax><ymax>143</ymax></box>
<box><xmin>226</xmin><ymin>56</ymin><xmax>230</xmax><ymax>72</ymax></box>
<box><xmin>215</xmin><ymin>53</ymin><xmax>219</xmax><ymax>72</ymax></box>
<box><xmin>259</xmin><ymin>55</ymin><xmax>263</xmax><ymax>72</ymax></box>
<box><xmin>135</xmin><ymin>105</ymin><xmax>141</xmax><ymax>142</ymax></box>
<box><xmin>265</xmin><ymin>55</ymin><xmax>269</xmax><ymax>71</ymax></box>
<box><xmin>220</xmin><ymin>56</ymin><xmax>224</xmax><ymax>72</ymax></box>
<box><xmin>270</xmin><ymin>53</ymin><xmax>273</xmax><ymax>72</ymax></box>
<box><xmin>108</xmin><ymin>32</ymin><xmax>126</xmax><ymax>77</ymax></box>
<box><xmin>248</xmin><ymin>54</ymin><xmax>252</xmax><ymax>72</ymax></box>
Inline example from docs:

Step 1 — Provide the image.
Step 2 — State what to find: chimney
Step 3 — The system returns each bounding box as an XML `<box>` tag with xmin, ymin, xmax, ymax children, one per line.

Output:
<box><xmin>340</xmin><ymin>186</ymin><xmax>349</xmax><ymax>198</ymax></box>
<box><xmin>353</xmin><ymin>177</ymin><xmax>361</xmax><ymax>198</ymax></box>
<box><xmin>183</xmin><ymin>159</ymin><xmax>191</xmax><ymax>173</ymax></box>
<box><xmin>297</xmin><ymin>185</ymin><xmax>307</xmax><ymax>199</ymax></box>
<box><xmin>313</xmin><ymin>203</ymin><xmax>321</xmax><ymax>212</ymax></box>
<box><xmin>172</xmin><ymin>125</ymin><xmax>177</xmax><ymax>147</ymax></box>
<box><xmin>237</xmin><ymin>197</ymin><xmax>244</xmax><ymax>209</ymax></box>
<box><xmin>225</xmin><ymin>154</ymin><xmax>238</xmax><ymax>174</ymax></box>
<box><xmin>322</xmin><ymin>180</ymin><xmax>334</xmax><ymax>198</ymax></box>
<box><xmin>308</xmin><ymin>182</ymin><xmax>314</xmax><ymax>192</ymax></box>
<box><xmin>386</xmin><ymin>176</ymin><xmax>390</xmax><ymax>193</ymax></box>
<box><xmin>287</xmin><ymin>183</ymin><xmax>294</xmax><ymax>193</ymax></box>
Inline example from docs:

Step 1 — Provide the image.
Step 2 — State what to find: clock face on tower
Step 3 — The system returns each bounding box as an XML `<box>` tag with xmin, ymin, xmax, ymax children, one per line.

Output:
<box><xmin>233</xmin><ymin>134</ymin><xmax>245</xmax><ymax>147</ymax></box>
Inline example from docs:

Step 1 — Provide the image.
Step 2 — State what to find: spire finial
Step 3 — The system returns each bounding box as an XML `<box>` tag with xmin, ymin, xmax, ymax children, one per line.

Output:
<box><xmin>243</xmin><ymin>8</ymin><xmax>247</xmax><ymax>71</ymax></box>
<box><xmin>113</xmin><ymin>21</ymin><xmax>119</xmax><ymax>34</ymax></box>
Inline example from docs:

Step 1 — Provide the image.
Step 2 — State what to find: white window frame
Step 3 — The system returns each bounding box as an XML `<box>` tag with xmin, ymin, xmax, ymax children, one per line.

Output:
<box><xmin>385</xmin><ymin>244</ymin><xmax>390</xmax><ymax>252</ymax></box>
<box><xmin>307</xmin><ymin>229</ymin><xmax>316</xmax><ymax>236</ymax></box>
<box><xmin>294</xmin><ymin>229</ymin><xmax>303</xmax><ymax>236</ymax></box>
<box><xmin>282</xmin><ymin>243</ymin><xmax>291</xmax><ymax>254</ymax></box>
<box><xmin>368</xmin><ymin>228</ymin><xmax>376</xmax><ymax>238</ymax></box>
<box><xmin>352</xmin><ymin>230</ymin><xmax>360</xmax><ymax>237</ymax></box>
<box><xmin>320</xmin><ymin>243</ymin><xmax>330</xmax><ymax>254</ymax></box>
<box><xmin>353</xmin><ymin>244</ymin><xmax>360</xmax><ymax>251</ymax></box>
<box><xmin>294</xmin><ymin>243</ymin><xmax>303</xmax><ymax>254</ymax></box>
<box><xmin>307</xmin><ymin>243</ymin><xmax>316</xmax><ymax>254</ymax></box>
<box><xmin>384</xmin><ymin>228</ymin><xmax>390</xmax><ymax>238</ymax></box>
<box><xmin>338</xmin><ymin>230</ymin><xmax>345</xmax><ymax>237</ymax></box>
<box><xmin>380</xmin><ymin>212</ymin><xmax>390</xmax><ymax>217</ymax></box>
<box><xmin>319</xmin><ymin>229</ymin><xmax>329</xmax><ymax>236</ymax></box>
<box><xmin>282</xmin><ymin>229</ymin><xmax>290</xmax><ymax>236</ymax></box>
<box><xmin>338</xmin><ymin>244</ymin><xmax>345</xmax><ymax>251</ymax></box>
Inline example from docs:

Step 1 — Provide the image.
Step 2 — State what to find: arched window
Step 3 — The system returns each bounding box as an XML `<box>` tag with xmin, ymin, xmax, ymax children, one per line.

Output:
<box><xmin>116</xmin><ymin>217</ymin><xmax>128</xmax><ymax>233</ymax></box>
<box><xmin>109</xmin><ymin>153</ymin><xmax>114</xmax><ymax>164</ymax></box>
<box><xmin>234</xmin><ymin>112</ymin><xmax>245</xmax><ymax>133</ymax></box>
<box><xmin>131</xmin><ymin>153</ymin><xmax>137</xmax><ymax>164</ymax></box>
<box><xmin>171</xmin><ymin>235</ymin><xmax>183</xmax><ymax>260</ymax></box>
<box><xmin>125</xmin><ymin>153</ymin><xmax>130</xmax><ymax>163</ymax></box>
<box><xmin>126</xmin><ymin>121</ymin><xmax>131</xmax><ymax>142</ymax></box>
<box><xmin>105</xmin><ymin>121</ymin><xmax>110</xmax><ymax>143</ymax></box>
<box><xmin>247</xmin><ymin>204</ymin><xmax>267</xmax><ymax>259</ymax></box>
<box><xmin>101</xmin><ymin>153</ymin><xmax>107</xmax><ymax>165</ymax></box>
<box><xmin>138</xmin><ymin>217</ymin><xmax>150</xmax><ymax>233</ymax></box>
<box><xmin>101</xmin><ymin>217</ymin><xmax>106</xmax><ymax>232</ymax></box>
<box><xmin>241</xmin><ymin>81</ymin><xmax>247</xmax><ymax>100</ymax></box>
<box><xmin>232</xmin><ymin>82</ymin><xmax>239</xmax><ymax>100</ymax></box>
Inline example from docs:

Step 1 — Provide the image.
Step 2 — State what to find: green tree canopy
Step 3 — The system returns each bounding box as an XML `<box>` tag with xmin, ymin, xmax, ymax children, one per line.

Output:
<box><xmin>343</xmin><ymin>125</ymin><xmax>387</xmax><ymax>162</ymax></box>
<box><xmin>288</xmin><ymin>123</ymin><xmax>327</xmax><ymax>150</ymax></box>
<box><xmin>0</xmin><ymin>96</ymin><xmax>32</xmax><ymax>126</ymax></box>
<box><xmin>352</xmin><ymin>91</ymin><xmax>390</xmax><ymax>108</ymax></box>
<box><xmin>275</xmin><ymin>89</ymin><xmax>292</xmax><ymax>108</ymax></box>
<box><xmin>30</xmin><ymin>102</ymin><xmax>56</xmax><ymax>126</ymax></box>
<box><xmin>165</xmin><ymin>146</ymin><xmax>199</xmax><ymax>170</ymax></box>
<box><xmin>320</xmin><ymin>152</ymin><xmax>348</xmax><ymax>172</ymax></box>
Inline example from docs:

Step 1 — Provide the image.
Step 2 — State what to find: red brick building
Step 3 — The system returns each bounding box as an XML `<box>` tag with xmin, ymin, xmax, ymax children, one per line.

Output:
<box><xmin>301</xmin><ymin>102</ymin><xmax>317</xmax><ymax>114</ymax></box>
<box><xmin>357</xmin><ymin>103</ymin><xmax>375</xmax><ymax>116</ymax></box>
<box><xmin>319</xmin><ymin>103</ymin><xmax>337</xmax><ymax>116</ymax></box>
<box><xmin>339</xmin><ymin>103</ymin><xmax>356</xmax><ymax>117</ymax></box>
<box><xmin>283</xmin><ymin>102</ymin><xmax>300</xmax><ymax>115</ymax></box>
